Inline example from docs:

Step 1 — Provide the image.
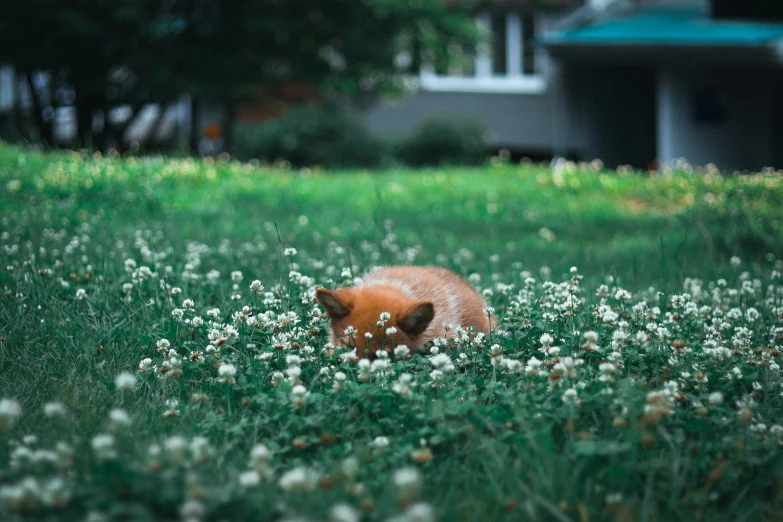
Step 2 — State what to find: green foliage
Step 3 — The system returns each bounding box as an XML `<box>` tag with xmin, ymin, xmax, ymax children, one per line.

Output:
<box><xmin>397</xmin><ymin>115</ymin><xmax>487</xmax><ymax>167</ymax></box>
<box><xmin>234</xmin><ymin>106</ymin><xmax>387</xmax><ymax>169</ymax></box>
<box><xmin>2</xmin><ymin>145</ymin><xmax>783</xmax><ymax>521</ymax></box>
<box><xmin>0</xmin><ymin>0</ymin><xmax>482</xmax><ymax>149</ymax></box>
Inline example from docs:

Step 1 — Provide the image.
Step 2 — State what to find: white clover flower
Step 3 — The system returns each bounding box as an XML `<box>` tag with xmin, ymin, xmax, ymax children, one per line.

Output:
<box><xmin>239</xmin><ymin>470</ymin><xmax>261</xmax><ymax>488</ymax></box>
<box><xmin>386</xmin><ymin>326</ymin><xmax>398</xmax><ymax>336</ymax></box>
<box><xmin>404</xmin><ymin>503</ymin><xmax>435</xmax><ymax>522</ymax></box>
<box><xmin>730</xmin><ymin>256</ymin><xmax>741</xmax><ymax>268</ymax></box>
<box><xmin>283</xmin><ymin>248</ymin><xmax>298</xmax><ymax>257</ymax></box>
<box><xmin>231</xmin><ymin>271</ymin><xmax>243</xmax><ymax>282</ymax></box>
<box><xmin>0</xmin><ymin>398</ymin><xmax>22</xmax><ymax>431</ymax></box>
<box><xmin>250</xmin><ymin>444</ymin><xmax>271</xmax><ymax>468</ymax></box>
<box><xmin>180</xmin><ymin>499</ymin><xmax>206</xmax><ymax>520</ymax></box>
<box><xmin>181</xmin><ymin>298</ymin><xmax>195</xmax><ymax>309</ymax></box>
<box><xmin>108</xmin><ymin>409</ymin><xmax>131</xmax><ymax>428</ymax></box>
<box><xmin>394</xmin><ymin>345</ymin><xmax>411</xmax><ymax>359</ymax></box>
<box><xmin>249</xmin><ymin>280</ymin><xmax>264</xmax><ymax>293</ymax></box>
<box><xmin>562</xmin><ymin>388</ymin><xmax>579</xmax><ymax>404</ymax></box>
<box><xmin>540</xmin><ymin>333</ymin><xmax>554</xmax><ymax>347</ymax></box>
<box><xmin>292</xmin><ymin>385</ymin><xmax>309</xmax><ymax>405</ymax></box>
<box><xmin>373</xmin><ymin>436</ymin><xmax>390</xmax><ymax>449</ymax></box>
<box><xmin>91</xmin><ymin>434</ymin><xmax>116</xmax><ymax>460</ymax></box>
<box><xmin>139</xmin><ymin>358</ymin><xmax>153</xmax><ymax>372</ymax></box>
<box><xmin>429</xmin><ymin>353</ymin><xmax>455</xmax><ymax>372</ymax></box>
<box><xmin>278</xmin><ymin>467</ymin><xmax>318</xmax><ymax>492</ymax></box>
<box><xmin>217</xmin><ymin>363</ymin><xmax>237</xmax><ymax>384</ymax></box>
<box><xmin>330</xmin><ymin>503</ymin><xmax>361</xmax><ymax>522</ymax></box>
<box><xmin>43</xmin><ymin>402</ymin><xmax>67</xmax><ymax>418</ymax></box>
<box><xmin>76</xmin><ymin>289</ymin><xmax>87</xmax><ymax>300</ymax></box>
<box><xmin>156</xmin><ymin>339</ymin><xmax>170</xmax><ymax>352</ymax></box>
<box><xmin>114</xmin><ymin>372</ymin><xmax>138</xmax><ymax>391</ymax></box>
<box><xmin>709</xmin><ymin>392</ymin><xmax>724</xmax><ymax>405</ymax></box>
<box><xmin>394</xmin><ymin>466</ymin><xmax>422</xmax><ymax>495</ymax></box>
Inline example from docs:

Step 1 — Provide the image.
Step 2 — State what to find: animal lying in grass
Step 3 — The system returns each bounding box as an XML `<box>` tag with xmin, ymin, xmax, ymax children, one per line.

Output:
<box><xmin>316</xmin><ymin>266</ymin><xmax>490</xmax><ymax>358</ymax></box>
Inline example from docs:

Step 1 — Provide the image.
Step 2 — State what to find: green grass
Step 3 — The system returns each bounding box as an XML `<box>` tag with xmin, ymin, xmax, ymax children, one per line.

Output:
<box><xmin>2</xmin><ymin>144</ymin><xmax>783</xmax><ymax>521</ymax></box>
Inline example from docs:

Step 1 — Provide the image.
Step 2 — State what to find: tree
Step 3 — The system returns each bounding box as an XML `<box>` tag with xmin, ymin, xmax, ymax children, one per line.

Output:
<box><xmin>0</xmin><ymin>0</ymin><xmax>483</xmax><ymax>152</ymax></box>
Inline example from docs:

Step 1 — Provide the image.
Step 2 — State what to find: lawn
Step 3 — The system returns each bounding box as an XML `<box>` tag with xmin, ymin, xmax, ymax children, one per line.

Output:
<box><xmin>2</xmin><ymin>144</ymin><xmax>783</xmax><ymax>521</ymax></box>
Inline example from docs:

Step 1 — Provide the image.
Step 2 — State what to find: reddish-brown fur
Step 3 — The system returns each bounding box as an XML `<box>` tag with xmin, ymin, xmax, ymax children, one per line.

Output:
<box><xmin>316</xmin><ymin>266</ymin><xmax>490</xmax><ymax>358</ymax></box>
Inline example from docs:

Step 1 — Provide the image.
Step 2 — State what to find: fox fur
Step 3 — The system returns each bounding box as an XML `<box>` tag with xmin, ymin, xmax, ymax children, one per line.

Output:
<box><xmin>315</xmin><ymin>266</ymin><xmax>490</xmax><ymax>358</ymax></box>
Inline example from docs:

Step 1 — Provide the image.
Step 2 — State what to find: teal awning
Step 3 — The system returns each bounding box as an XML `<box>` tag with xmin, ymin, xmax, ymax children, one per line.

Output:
<box><xmin>541</xmin><ymin>7</ymin><xmax>783</xmax><ymax>48</ymax></box>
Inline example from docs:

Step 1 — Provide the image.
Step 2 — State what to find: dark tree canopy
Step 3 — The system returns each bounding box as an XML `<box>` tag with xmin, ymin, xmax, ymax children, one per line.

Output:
<box><xmin>0</xmin><ymin>0</ymin><xmax>483</xmax><ymax>151</ymax></box>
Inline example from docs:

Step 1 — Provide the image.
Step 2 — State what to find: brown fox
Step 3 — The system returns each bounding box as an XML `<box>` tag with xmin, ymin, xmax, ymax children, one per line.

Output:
<box><xmin>316</xmin><ymin>266</ymin><xmax>490</xmax><ymax>358</ymax></box>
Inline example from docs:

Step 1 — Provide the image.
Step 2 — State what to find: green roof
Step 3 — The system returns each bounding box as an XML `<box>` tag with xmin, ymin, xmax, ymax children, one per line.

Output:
<box><xmin>542</xmin><ymin>7</ymin><xmax>783</xmax><ymax>48</ymax></box>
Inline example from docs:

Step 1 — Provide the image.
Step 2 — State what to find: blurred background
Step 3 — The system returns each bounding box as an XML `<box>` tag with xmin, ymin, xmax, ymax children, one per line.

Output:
<box><xmin>1</xmin><ymin>0</ymin><xmax>782</xmax><ymax>171</ymax></box>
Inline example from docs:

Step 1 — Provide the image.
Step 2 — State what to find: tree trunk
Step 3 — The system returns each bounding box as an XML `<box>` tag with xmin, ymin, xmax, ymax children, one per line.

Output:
<box><xmin>75</xmin><ymin>94</ymin><xmax>94</xmax><ymax>150</ymax></box>
<box><xmin>189</xmin><ymin>98</ymin><xmax>201</xmax><ymax>154</ymax></box>
<box><xmin>222</xmin><ymin>102</ymin><xmax>236</xmax><ymax>156</ymax></box>
<box><xmin>22</xmin><ymin>70</ymin><xmax>52</xmax><ymax>146</ymax></box>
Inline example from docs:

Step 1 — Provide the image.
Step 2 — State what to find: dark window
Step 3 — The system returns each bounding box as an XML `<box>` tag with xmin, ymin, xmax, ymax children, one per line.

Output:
<box><xmin>491</xmin><ymin>13</ymin><xmax>507</xmax><ymax>75</ymax></box>
<box><xmin>691</xmin><ymin>88</ymin><xmax>728</xmax><ymax>124</ymax></box>
<box><xmin>522</xmin><ymin>15</ymin><xmax>536</xmax><ymax>75</ymax></box>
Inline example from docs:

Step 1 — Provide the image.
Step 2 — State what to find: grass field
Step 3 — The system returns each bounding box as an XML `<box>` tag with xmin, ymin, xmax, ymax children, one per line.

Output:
<box><xmin>2</xmin><ymin>144</ymin><xmax>783</xmax><ymax>521</ymax></box>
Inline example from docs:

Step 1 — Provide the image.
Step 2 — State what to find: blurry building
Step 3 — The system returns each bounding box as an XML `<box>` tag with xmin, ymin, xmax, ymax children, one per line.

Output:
<box><xmin>365</xmin><ymin>0</ymin><xmax>580</xmax><ymax>160</ymax></box>
<box><xmin>366</xmin><ymin>0</ymin><xmax>783</xmax><ymax>172</ymax></box>
<box><xmin>543</xmin><ymin>0</ymin><xmax>783</xmax><ymax>171</ymax></box>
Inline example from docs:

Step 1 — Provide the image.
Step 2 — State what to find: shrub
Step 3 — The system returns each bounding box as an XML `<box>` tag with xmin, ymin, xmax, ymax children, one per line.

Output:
<box><xmin>397</xmin><ymin>115</ymin><xmax>487</xmax><ymax>167</ymax></box>
<box><xmin>234</xmin><ymin>105</ymin><xmax>386</xmax><ymax>169</ymax></box>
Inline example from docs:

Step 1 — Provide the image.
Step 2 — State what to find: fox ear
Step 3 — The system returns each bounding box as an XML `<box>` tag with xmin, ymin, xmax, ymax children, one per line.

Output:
<box><xmin>316</xmin><ymin>288</ymin><xmax>354</xmax><ymax>320</ymax></box>
<box><xmin>398</xmin><ymin>301</ymin><xmax>434</xmax><ymax>335</ymax></box>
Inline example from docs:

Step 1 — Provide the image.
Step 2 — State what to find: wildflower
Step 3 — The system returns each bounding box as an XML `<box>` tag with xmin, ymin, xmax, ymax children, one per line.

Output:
<box><xmin>386</xmin><ymin>326</ymin><xmax>398</xmax><ymax>336</ymax></box>
<box><xmin>283</xmin><ymin>248</ymin><xmax>298</xmax><ymax>257</ymax></box>
<box><xmin>730</xmin><ymin>256</ymin><xmax>741</xmax><ymax>268</ymax></box>
<box><xmin>139</xmin><ymin>358</ymin><xmax>153</xmax><ymax>372</ymax></box>
<box><xmin>91</xmin><ymin>434</ymin><xmax>116</xmax><ymax>460</ymax></box>
<box><xmin>279</xmin><ymin>467</ymin><xmax>318</xmax><ymax>492</ymax></box>
<box><xmin>373</xmin><ymin>436</ymin><xmax>390</xmax><ymax>449</ymax></box>
<box><xmin>708</xmin><ymin>391</ymin><xmax>724</xmax><ymax>405</ymax></box>
<box><xmin>108</xmin><ymin>409</ymin><xmax>131</xmax><ymax>429</ymax></box>
<box><xmin>562</xmin><ymin>388</ymin><xmax>579</xmax><ymax>404</ymax></box>
<box><xmin>163</xmin><ymin>399</ymin><xmax>180</xmax><ymax>418</ymax></box>
<box><xmin>331</xmin><ymin>503</ymin><xmax>361</xmax><ymax>522</ymax></box>
<box><xmin>250</xmin><ymin>444</ymin><xmax>271</xmax><ymax>469</ymax></box>
<box><xmin>76</xmin><ymin>289</ymin><xmax>87</xmax><ymax>300</ymax></box>
<box><xmin>394</xmin><ymin>467</ymin><xmax>422</xmax><ymax>502</ymax></box>
<box><xmin>357</xmin><ymin>359</ymin><xmax>372</xmax><ymax>381</ymax></box>
<box><xmin>156</xmin><ymin>339</ymin><xmax>170</xmax><ymax>352</ymax></box>
<box><xmin>114</xmin><ymin>372</ymin><xmax>138</xmax><ymax>391</ymax></box>
<box><xmin>405</xmin><ymin>503</ymin><xmax>436</xmax><ymax>522</ymax></box>
<box><xmin>180</xmin><ymin>500</ymin><xmax>206</xmax><ymax>520</ymax></box>
<box><xmin>292</xmin><ymin>384</ymin><xmax>309</xmax><ymax>406</ymax></box>
<box><xmin>43</xmin><ymin>402</ymin><xmax>67</xmax><ymax>418</ymax></box>
<box><xmin>231</xmin><ymin>271</ymin><xmax>243</xmax><ymax>282</ymax></box>
<box><xmin>239</xmin><ymin>470</ymin><xmax>261</xmax><ymax>488</ymax></box>
<box><xmin>333</xmin><ymin>371</ymin><xmax>347</xmax><ymax>391</ymax></box>
<box><xmin>0</xmin><ymin>398</ymin><xmax>22</xmax><ymax>431</ymax></box>
<box><xmin>393</xmin><ymin>373</ymin><xmax>415</xmax><ymax>396</ymax></box>
<box><xmin>429</xmin><ymin>353</ymin><xmax>455</xmax><ymax>372</ymax></box>
<box><xmin>395</xmin><ymin>345</ymin><xmax>411</xmax><ymax>359</ymax></box>
<box><xmin>250</xmin><ymin>280</ymin><xmax>264</xmax><ymax>293</ymax></box>
<box><xmin>217</xmin><ymin>363</ymin><xmax>237</xmax><ymax>384</ymax></box>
